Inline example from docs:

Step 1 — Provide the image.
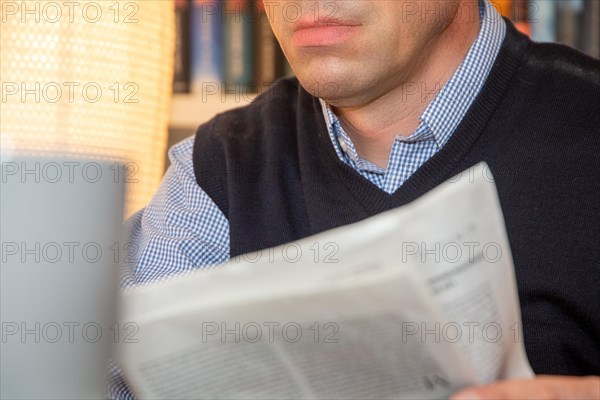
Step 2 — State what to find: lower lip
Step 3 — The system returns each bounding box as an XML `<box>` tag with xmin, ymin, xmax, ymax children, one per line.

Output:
<box><xmin>291</xmin><ymin>25</ymin><xmax>358</xmax><ymax>47</ymax></box>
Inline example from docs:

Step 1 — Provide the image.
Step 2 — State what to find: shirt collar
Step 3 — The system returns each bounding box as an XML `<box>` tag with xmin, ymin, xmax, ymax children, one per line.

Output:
<box><xmin>320</xmin><ymin>0</ymin><xmax>506</xmax><ymax>155</ymax></box>
<box><xmin>420</xmin><ymin>0</ymin><xmax>506</xmax><ymax>147</ymax></box>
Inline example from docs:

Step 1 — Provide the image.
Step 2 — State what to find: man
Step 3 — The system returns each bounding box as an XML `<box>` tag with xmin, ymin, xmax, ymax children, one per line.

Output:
<box><xmin>110</xmin><ymin>0</ymin><xmax>600</xmax><ymax>398</ymax></box>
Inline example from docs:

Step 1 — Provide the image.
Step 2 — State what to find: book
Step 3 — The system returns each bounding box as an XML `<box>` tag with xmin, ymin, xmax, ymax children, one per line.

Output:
<box><xmin>275</xmin><ymin>45</ymin><xmax>293</xmax><ymax>78</ymax></box>
<box><xmin>583</xmin><ymin>0</ymin><xmax>600</xmax><ymax>58</ymax></box>
<box><xmin>173</xmin><ymin>0</ymin><xmax>191</xmax><ymax>93</ymax></box>
<box><xmin>252</xmin><ymin>0</ymin><xmax>279</xmax><ymax>91</ymax></box>
<box><xmin>223</xmin><ymin>0</ymin><xmax>254</xmax><ymax>89</ymax></box>
<box><xmin>489</xmin><ymin>0</ymin><xmax>512</xmax><ymax>16</ymax></box>
<box><xmin>557</xmin><ymin>0</ymin><xmax>578</xmax><ymax>47</ymax></box>
<box><xmin>191</xmin><ymin>0</ymin><xmax>223</xmax><ymax>93</ymax></box>
<box><xmin>531</xmin><ymin>0</ymin><xmax>557</xmax><ymax>42</ymax></box>
<box><xmin>513</xmin><ymin>0</ymin><xmax>531</xmax><ymax>36</ymax></box>
<box><xmin>116</xmin><ymin>163</ymin><xmax>534</xmax><ymax>399</ymax></box>
<box><xmin>571</xmin><ymin>0</ymin><xmax>587</xmax><ymax>51</ymax></box>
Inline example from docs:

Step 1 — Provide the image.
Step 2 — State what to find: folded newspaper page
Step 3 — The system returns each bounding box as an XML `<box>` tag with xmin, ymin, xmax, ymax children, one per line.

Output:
<box><xmin>115</xmin><ymin>162</ymin><xmax>534</xmax><ymax>399</ymax></box>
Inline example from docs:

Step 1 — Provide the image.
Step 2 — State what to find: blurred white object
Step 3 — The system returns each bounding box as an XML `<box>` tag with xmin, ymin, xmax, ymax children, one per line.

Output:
<box><xmin>1</xmin><ymin>156</ymin><xmax>124</xmax><ymax>399</ymax></box>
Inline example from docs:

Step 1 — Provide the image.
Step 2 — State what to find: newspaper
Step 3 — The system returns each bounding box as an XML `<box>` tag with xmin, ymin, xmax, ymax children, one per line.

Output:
<box><xmin>115</xmin><ymin>163</ymin><xmax>534</xmax><ymax>399</ymax></box>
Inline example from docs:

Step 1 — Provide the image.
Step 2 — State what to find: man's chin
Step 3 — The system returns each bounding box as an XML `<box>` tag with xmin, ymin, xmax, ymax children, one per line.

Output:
<box><xmin>295</xmin><ymin>70</ymin><xmax>364</xmax><ymax>104</ymax></box>
<box><xmin>298</xmin><ymin>78</ymin><xmax>378</xmax><ymax>110</ymax></box>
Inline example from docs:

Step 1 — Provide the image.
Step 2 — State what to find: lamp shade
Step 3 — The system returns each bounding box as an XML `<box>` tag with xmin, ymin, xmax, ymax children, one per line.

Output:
<box><xmin>1</xmin><ymin>1</ymin><xmax>175</xmax><ymax>217</ymax></box>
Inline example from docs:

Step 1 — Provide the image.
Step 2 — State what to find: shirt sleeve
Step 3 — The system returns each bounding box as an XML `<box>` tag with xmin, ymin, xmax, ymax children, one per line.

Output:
<box><xmin>108</xmin><ymin>135</ymin><xmax>230</xmax><ymax>399</ymax></box>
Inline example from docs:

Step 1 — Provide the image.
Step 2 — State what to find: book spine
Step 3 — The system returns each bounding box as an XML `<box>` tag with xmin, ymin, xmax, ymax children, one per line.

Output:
<box><xmin>283</xmin><ymin>54</ymin><xmax>294</xmax><ymax>77</ymax></box>
<box><xmin>571</xmin><ymin>0</ymin><xmax>586</xmax><ymax>51</ymax></box>
<box><xmin>556</xmin><ymin>0</ymin><xmax>576</xmax><ymax>47</ymax></box>
<box><xmin>252</xmin><ymin>0</ymin><xmax>277</xmax><ymax>91</ymax></box>
<box><xmin>191</xmin><ymin>0</ymin><xmax>223</xmax><ymax>94</ymax></box>
<box><xmin>174</xmin><ymin>0</ymin><xmax>191</xmax><ymax>93</ymax></box>
<box><xmin>583</xmin><ymin>0</ymin><xmax>600</xmax><ymax>58</ymax></box>
<box><xmin>223</xmin><ymin>0</ymin><xmax>254</xmax><ymax>89</ymax></box>
<box><xmin>513</xmin><ymin>0</ymin><xmax>531</xmax><ymax>36</ymax></box>
<box><xmin>275</xmin><ymin>45</ymin><xmax>293</xmax><ymax>78</ymax></box>
<box><xmin>531</xmin><ymin>0</ymin><xmax>557</xmax><ymax>42</ymax></box>
<box><xmin>489</xmin><ymin>0</ymin><xmax>512</xmax><ymax>17</ymax></box>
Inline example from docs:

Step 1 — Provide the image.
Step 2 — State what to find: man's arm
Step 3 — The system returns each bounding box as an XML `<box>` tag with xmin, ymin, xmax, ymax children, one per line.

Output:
<box><xmin>121</xmin><ymin>136</ymin><xmax>230</xmax><ymax>287</ymax></box>
<box><xmin>108</xmin><ymin>136</ymin><xmax>231</xmax><ymax>399</ymax></box>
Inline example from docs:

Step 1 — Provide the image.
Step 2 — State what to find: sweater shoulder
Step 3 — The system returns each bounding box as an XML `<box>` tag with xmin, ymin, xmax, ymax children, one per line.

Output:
<box><xmin>525</xmin><ymin>41</ymin><xmax>600</xmax><ymax>76</ymax></box>
<box><xmin>191</xmin><ymin>76</ymin><xmax>304</xmax><ymax>197</ymax></box>
<box><xmin>521</xmin><ymin>41</ymin><xmax>600</xmax><ymax>101</ymax></box>
<box><xmin>194</xmin><ymin>76</ymin><xmax>301</xmax><ymax>148</ymax></box>
<box><xmin>514</xmin><ymin>41</ymin><xmax>600</xmax><ymax>131</ymax></box>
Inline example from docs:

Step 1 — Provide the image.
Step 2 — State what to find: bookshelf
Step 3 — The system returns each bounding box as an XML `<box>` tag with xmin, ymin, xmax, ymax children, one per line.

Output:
<box><xmin>170</xmin><ymin>93</ymin><xmax>256</xmax><ymax>130</ymax></box>
<box><xmin>166</xmin><ymin>0</ymin><xmax>289</xmax><ymax>167</ymax></box>
<box><xmin>167</xmin><ymin>0</ymin><xmax>599</xmax><ymax>166</ymax></box>
<box><xmin>491</xmin><ymin>0</ymin><xmax>599</xmax><ymax>54</ymax></box>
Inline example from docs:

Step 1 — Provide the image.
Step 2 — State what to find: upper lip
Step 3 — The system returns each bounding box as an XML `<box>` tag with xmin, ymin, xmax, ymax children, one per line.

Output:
<box><xmin>292</xmin><ymin>17</ymin><xmax>360</xmax><ymax>32</ymax></box>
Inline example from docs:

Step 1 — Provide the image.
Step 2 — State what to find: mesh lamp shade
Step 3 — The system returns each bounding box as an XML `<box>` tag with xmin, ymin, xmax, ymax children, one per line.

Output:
<box><xmin>1</xmin><ymin>1</ymin><xmax>175</xmax><ymax>217</ymax></box>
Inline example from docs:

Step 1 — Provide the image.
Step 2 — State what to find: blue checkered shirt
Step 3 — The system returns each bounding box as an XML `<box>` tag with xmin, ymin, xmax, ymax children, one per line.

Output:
<box><xmin>108</xmin><ymin>1</ymin><xmax>506</xmax><ymax>398</ymax></box>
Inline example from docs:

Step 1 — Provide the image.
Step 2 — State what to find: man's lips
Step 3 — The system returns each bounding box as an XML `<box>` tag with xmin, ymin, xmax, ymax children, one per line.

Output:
<box><xmin>291</xmin><ymin>18</ymin><xmax>361</xmax><ymax>47</ymax></box>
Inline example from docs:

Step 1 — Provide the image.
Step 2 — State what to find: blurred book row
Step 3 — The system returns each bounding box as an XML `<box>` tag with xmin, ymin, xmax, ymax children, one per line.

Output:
<box><xmin>492</xmin><ymin>0</ymin><xmax>599</xmax><ymax>57</ymax></box>
<box><xmin>173</xmin><ymin>0</ymin><xmax>291</xmax><ymax>94</ymax></box>
<box><xmin>173</xmin><ymin>0</ymin><xmax>600</xmax><ymax>95</ymax></box>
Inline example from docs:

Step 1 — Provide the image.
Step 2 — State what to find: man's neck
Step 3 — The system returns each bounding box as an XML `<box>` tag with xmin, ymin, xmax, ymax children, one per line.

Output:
<box><xmin>331</xmin><ymin>5</ymin><xmax>481</xmax><ymax>169</ymax></box>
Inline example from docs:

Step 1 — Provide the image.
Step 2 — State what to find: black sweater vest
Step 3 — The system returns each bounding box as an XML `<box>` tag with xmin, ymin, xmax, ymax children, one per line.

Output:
<box><xmin>193</xmin><ymin>21</ymin><xmax>600</xmax><ymax>376</ymax></box>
